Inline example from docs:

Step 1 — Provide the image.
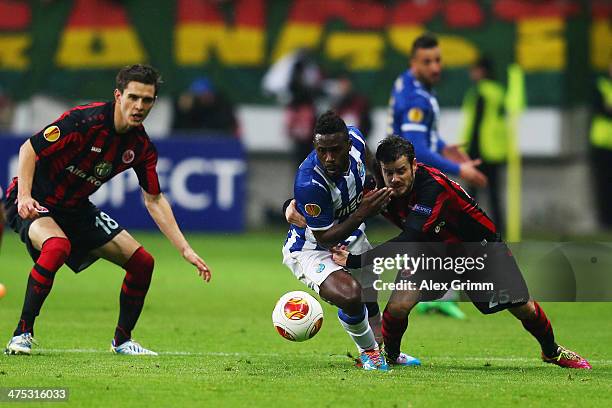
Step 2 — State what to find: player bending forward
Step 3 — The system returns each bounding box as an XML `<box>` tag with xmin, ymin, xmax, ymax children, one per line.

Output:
<box><xmin>4</xmin><ymin>64</ymin><xmax>211</xmax><ymax>356</ymax></box>
<box><xmin>282</xmin><ymin>111</ymin><xmax>421</xmax><ymax>371</ymax></box>
<box><xmin>331</xmin><ymin>136</ymin><xmax>590</xmax><ymax>369</ymax></box>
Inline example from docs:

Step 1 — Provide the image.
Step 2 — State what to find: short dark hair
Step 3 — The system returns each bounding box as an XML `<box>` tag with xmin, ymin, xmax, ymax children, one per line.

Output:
<box><xmin>116</xmin><ymin>64</ymin><xmax>162</xmax><ymax>95</ymax></box>
<box><xmin>376</xmin><ymin>136</ymin><xmax>416</xmax><ymax>164</ymax></box>
<box><xmin>314</xmin><ymin>110</ymin><xmax>348</xmax><ymax>140</ymax></box>
<box><xmin>411</xmin><ymin>33</ymin><xmax>439</xmax><ymax>59</ymax></box>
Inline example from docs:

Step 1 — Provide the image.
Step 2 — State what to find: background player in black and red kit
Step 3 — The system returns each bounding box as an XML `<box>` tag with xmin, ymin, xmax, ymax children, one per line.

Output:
<box><xmin>332</xmin><ymin>136</ymin><xmax>591</xmax><ymax>369</ymax></box>
<box><xmin>3</xmin><ymin>64</ymin><xmax>211</xmax><ymax>356</ymax></box>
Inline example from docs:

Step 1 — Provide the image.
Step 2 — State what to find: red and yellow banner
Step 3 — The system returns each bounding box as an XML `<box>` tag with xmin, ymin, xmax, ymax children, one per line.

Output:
<box><xmin>55</xmin><ymin>0</ymin><xmax>146</xmax><ymax>69</ymax></box>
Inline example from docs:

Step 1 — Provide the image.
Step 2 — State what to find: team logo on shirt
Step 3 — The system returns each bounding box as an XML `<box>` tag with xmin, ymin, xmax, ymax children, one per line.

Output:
<box><xmin>357</xmin><ymin>161</ymin><xmax>365</xmax><ymax>178</ymax></box>
<box><xmin>122</xmin><ymin>149</ymin><xmax>135</xmax><ymax>164</ymax></box>
<box><xmin>94</xmin><ymin>161</ymin><xmax>113</xmax><ymax>179</ymax></box>
<box><xmin>43</xmin><ymin>126</ymin><xmax>61</xmax><ymax>142</ymax></box>
<box><xmin>407</xmin><ymin>108</ymin><xmax>424</xmax><ymax>123</ymax></box>
<box><xmin>434</xmin><ymin>221</ymin><xmax>446</xmax><ymax>234</ymax></box>
<box><xmin>304</xmin><ymin>203</ymin><xmax>321</xmax><ymax>217</ymax></box>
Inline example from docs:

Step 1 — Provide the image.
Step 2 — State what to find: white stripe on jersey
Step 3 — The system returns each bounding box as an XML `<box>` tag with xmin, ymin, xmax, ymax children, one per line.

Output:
<box><xmin>349</xmin><ymin>129</ymin><xmax>366</xmax><ymax>148</ymax></box>
<box><xmin>402</xmin><ymin>123</ymin><xmax>428</xmax><ymax>132</ymax></box>
<box><xmin>312</xmin><ymin>179</ymin><xmax>327</xmax><ymax>192</ymax></box>
<box><xmin>285</xmin><ymin>229</ymin><xmax>299</xmax><ymax>251</ymax></box>
<box><xmin>314</xmin><ymin>166</ymin><xmax>343</xmax><ymax>209</ymax></box>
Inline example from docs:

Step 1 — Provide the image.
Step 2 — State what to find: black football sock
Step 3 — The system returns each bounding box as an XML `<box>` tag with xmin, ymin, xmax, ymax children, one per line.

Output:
<box><xmin>114</xmin><ymin>247</ymin><xmax>153</xmax><ymax>346</ymax></box>
<box><xmin>382</xmin><ymin>306</ymin><xmax>409</xmax><ymax>359</ymax></box>
<box><xmin>520</xmin><ymin>302</ymin><xmax>558</xmax><ymax>357</ymax></box>
<box><xmin>14</xmin><ymin>238</ymin><xmax>70</xmax><ymax>336</ymax></box>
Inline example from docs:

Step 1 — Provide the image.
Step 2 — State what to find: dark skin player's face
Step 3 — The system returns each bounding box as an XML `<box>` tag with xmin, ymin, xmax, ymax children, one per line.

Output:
<box><xmin>380</xmin><ymin>155</ymin><xmax>418</xmax><ymax>197</ymax></box>
<box><xmin>411</xmin><ymin>46</ymin><xmax>442</xmax><ymax>88</ymax></box>
<box><xmin>314</xmin><ymin>132</ymin><xmax>351</xmax><ymax>178</ymax></box>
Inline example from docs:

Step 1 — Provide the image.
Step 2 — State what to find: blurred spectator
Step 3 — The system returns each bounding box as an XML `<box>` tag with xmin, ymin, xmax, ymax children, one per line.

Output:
<box><xmin>263</xmin><ymin>49</ymin><xmax>322</xmax><ymax>166</ymax></box>
<box><xmin>0</xmin><ymin>86</ymin><xmax>14</xmax><ymax>131</ymax></box>
<box><xmin>329</xmin><ymin>73</ymin><xmax>372</xmax><ymax>139</ymax></box>
<box><xmin>172</xmin><ymin>77</ymin><xmax>239</xmax><ymax>137</ymax></box>
<box><xmin>589</xmin><ymin>60</ymin><xmax>612</xmax><ymax>229</ymax></box>
<box><xmin>285</xmin><ymin>50</ymin><xmax>322</xmax><ymax>165</ymax></box>
<box><xmin>460</xmin><ymin>57</ymin><xmax>508</xmax><ymax>229</ymax></box>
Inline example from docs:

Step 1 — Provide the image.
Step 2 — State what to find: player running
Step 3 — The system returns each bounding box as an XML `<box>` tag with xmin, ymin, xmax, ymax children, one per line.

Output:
<box><xmin>3</xmin><ymin>64</ymin><xmax>211</xmax><ymax>356</ymax></box>
<box><xmin>282</xmin><ymin>111</ymin><xmax>420</xmax><ymax>370</ymax></box>
<box><xmin>331</xmin><ymin>136</ymin><xmax>591</xmax><ymax>369</ymax></box>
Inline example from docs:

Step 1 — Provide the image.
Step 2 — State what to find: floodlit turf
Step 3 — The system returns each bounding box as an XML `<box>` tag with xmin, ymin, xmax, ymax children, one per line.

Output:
<box><xmin>0</xmin><ymin>230</ymin><xmax>611</xmax><ymax>407</ymax></box>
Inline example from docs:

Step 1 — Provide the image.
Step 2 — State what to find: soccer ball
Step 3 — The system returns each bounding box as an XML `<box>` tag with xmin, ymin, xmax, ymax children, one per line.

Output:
<box><xmin>272</xmin><ymin>291</ymin><xmax>324</xmax><ymax>342</ymax></box>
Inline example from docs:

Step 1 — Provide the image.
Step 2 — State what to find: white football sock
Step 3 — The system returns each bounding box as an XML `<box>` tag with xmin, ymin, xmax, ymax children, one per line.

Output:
<box><xmin>337</xmin><ymin>306</ymin><xmax>377</xmax><ymax>352</ymax></box>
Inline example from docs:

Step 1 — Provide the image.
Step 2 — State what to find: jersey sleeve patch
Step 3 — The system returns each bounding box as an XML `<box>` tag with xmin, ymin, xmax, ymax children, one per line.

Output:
<box><xmin>407</xmin><ymin>108</ymin><xmax>424</xmax><ymax>123</ymax></box>
<box><xmin>412</xmin><ymin>203</ymin><xmax>432</xmax><ymax>216</ymax></box>
<box><xmin>304</xmin><ymin>203</ymin><xmax>321</xmax><ymax>217</ymax></box>
<box><xmin>43</xmin><ymin>126</ymin><xmax>61</xmax><ymax>142</ymax></box>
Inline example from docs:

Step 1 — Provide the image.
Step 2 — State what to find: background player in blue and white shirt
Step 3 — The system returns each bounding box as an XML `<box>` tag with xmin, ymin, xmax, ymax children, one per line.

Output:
<box><xmin>388</xmin><ymin>33</ymin><xmax>487</xmax><ymax>319</ymax></box>
<box><xmin>388</xmin><ymin>33</ymin><xmax>487</xmax><ymax>189</ymax></box>
<box><xmin>282</xmin><ymin>111</ymin><xmax>394</xmax><ymax>370</ymax></box>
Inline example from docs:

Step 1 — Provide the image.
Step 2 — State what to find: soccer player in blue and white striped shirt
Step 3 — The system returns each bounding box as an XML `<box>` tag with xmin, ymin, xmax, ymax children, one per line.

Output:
<box><xmin>282</xmin><ymin>111</ymin><xmax>418</xmax><ymax>370</ymax></box>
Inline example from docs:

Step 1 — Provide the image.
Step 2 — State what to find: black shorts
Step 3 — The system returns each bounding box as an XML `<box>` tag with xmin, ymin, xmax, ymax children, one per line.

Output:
<box><xmin>396</xmin><ymin>240</ymin><xmax>529</xmax><ymax>314</ymax></box>
<box><xmin>4</xmin><ymin>183</ymin><xmax>124</xmax><ymax>273</ymax></box>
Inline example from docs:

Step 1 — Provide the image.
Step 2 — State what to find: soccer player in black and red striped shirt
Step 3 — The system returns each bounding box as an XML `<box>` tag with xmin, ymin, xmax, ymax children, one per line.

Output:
<box><xmin>331</xmin><ymin>136</ymin><xmax>591</xmax><ymax>369</ymax></box>
<box><xmin>3</xmin><ymin>64</ymin><xmax>212</xmax><ymax>356</ymax></box>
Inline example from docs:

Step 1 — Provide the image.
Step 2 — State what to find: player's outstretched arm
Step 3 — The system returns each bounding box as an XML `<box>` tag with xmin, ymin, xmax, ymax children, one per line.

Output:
<box><xmin>142</xmin><ymin>190</ymin><xmax>212</xmax><ymax>282</ymax></box>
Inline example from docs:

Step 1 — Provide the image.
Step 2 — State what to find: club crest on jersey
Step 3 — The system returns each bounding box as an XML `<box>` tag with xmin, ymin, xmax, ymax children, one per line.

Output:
<box><xmin>94</xmin><ymin>161</ymin><xmax>113</xmax><ymax>179</ymax></box>
<box><xmin>43</xmin><ymin>126</ymin><xmax>60</xmax><ymax>142</ymax></box>
<box><xmin>304</xmin><ymin>203</ymin><xmax>321</xmax><ymax>217</ymax></box>
<box><xmin>357</xmin><ymin>161</ymin><xmax>365</xmax><ymax>178</ymax></box>
<box><xmin>412</xmin><ymin>203</ymin><xmax>432</xmax><ymax>216</ymax></box>
<box><xmin>408</xmin><ymin>108</ymin><xmax>424</xmax><ymax>123</ymax></box>
<box><xmin>122</xmin><ymin>149</ymin><xmax>135</xmax><ymax>164</ymax></box>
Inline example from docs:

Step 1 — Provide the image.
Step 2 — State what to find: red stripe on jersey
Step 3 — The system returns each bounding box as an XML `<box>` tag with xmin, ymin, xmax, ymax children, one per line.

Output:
<box><xmin>422</xmin><ymin>164</ymin><xmax>496</xmax><ymax>236</ymax></box>
<box><xmin>51</xmin><ymin>125</ymin><xmax>104</xmax><ymax>206</ymax></box>
<box><xmin>61</xmin><ymin>125</ymin><xmax>110</xmax><ymax>207</ymax></box>
<box><xmin>139</xmin><ymin>138</ymin><xmax>161</xmax><ymax>195</ymax></box>
<box><xmin>38</xmin><ymin>131</ymin><xmax>82</xmax><ymax>158</ymax></box>
<box><xmin>49</xmin><ymin>102</ymin><xmax>106</xmax><ymax>127</ymax></box>
<box><xmin>6</xmin><ymin>177</ymin><xmax>17</xmax><ymax>197</ymax></box>
<box><xmin>422</xmin><ymin>188</ymin><xmax>448</xmax><ymax>232</ymax></box>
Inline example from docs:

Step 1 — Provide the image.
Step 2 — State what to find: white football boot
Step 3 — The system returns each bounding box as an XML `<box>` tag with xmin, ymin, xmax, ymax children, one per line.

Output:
<box><xmin>111</xmin><ymin>339</ymin><xmax>158</xmax><ymax>356</ymax></box>
<box><xmin>5</xmin><ymin>333</ymin><xmax>38</xmax><ymax>355</ymax></box>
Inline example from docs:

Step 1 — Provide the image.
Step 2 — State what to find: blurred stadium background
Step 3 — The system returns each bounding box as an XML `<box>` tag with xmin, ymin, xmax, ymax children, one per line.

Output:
<box><xmin>0</xmin><ymin>0</ymin><xmax>610</xmax><ymax>236</ymax></box>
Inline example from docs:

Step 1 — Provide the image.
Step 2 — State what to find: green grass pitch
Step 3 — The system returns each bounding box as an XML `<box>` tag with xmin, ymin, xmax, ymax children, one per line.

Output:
<box><xmin>0</xmin><ymin>230</ymin><xmax>611</xmax><ymax>407</ymax></box>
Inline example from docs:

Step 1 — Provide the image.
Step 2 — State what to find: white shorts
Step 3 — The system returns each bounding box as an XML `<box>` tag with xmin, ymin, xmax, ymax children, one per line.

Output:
<box><xmin>282</xmin><ymin>235</ymin><xmax>375</xmax><ymax>294</ymax></box>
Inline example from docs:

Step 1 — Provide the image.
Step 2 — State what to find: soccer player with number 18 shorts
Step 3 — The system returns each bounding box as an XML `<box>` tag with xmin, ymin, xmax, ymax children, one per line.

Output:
<box><xmin>3</xmin><ymin>64</ymin><xmax>212</xmax><ymax>356</ymax></box>
<box><xmin>331</xmin><ymin>136</ymin><xmax>590</xmax><ymax>369</ymax></box>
